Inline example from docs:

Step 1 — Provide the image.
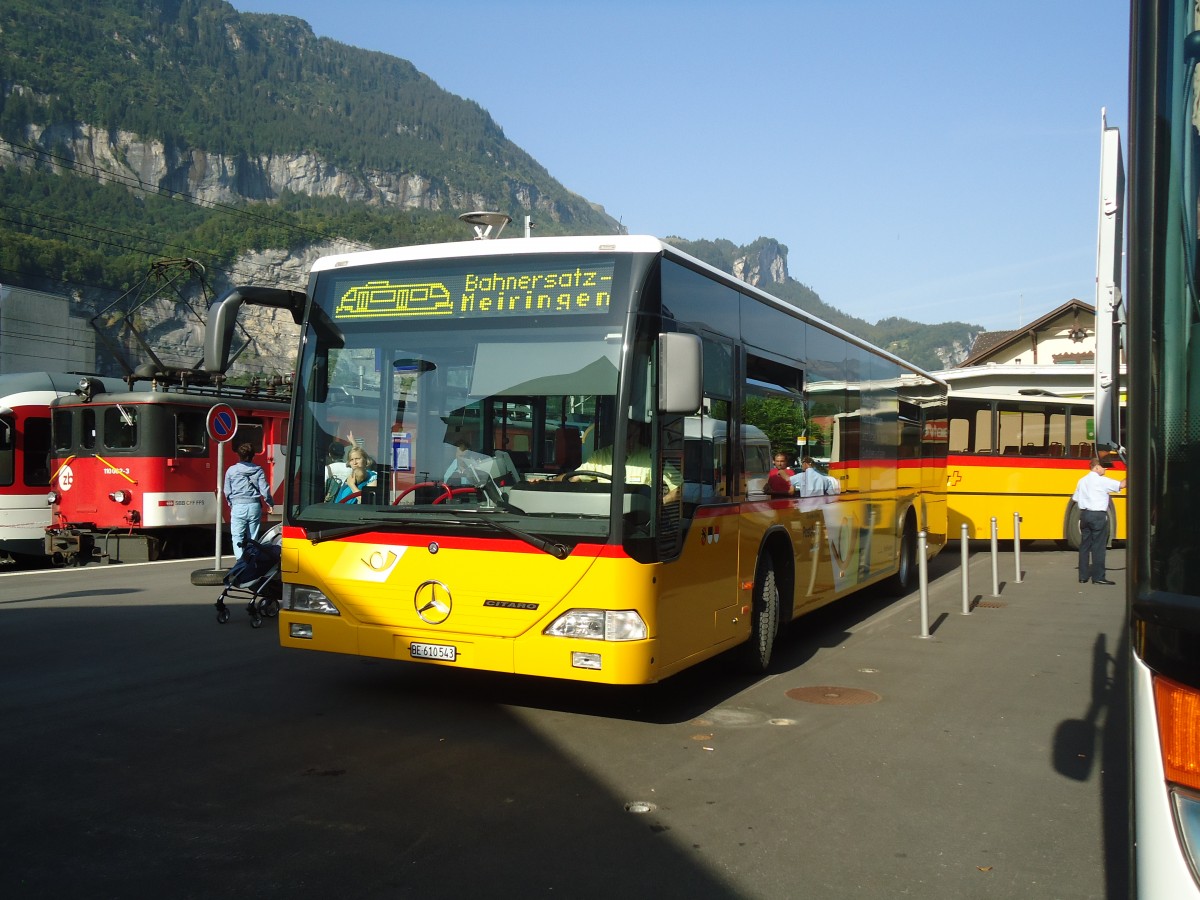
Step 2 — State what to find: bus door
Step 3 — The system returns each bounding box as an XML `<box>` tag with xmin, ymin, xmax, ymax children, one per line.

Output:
<box><xmin>655</xmin><ymin>333</ymin><xmax>741</xmax><ymax>664</ymax></box>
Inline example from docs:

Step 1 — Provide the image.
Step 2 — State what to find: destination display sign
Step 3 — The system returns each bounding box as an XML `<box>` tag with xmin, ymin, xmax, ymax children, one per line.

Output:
<box><xmin>329</xmin><ymin>257</ymin><xmax>616</xmax><ymax>322</ymax></box>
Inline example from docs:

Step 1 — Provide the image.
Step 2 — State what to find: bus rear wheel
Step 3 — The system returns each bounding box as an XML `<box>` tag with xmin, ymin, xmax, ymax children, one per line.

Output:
<box><xmin>740</xmin><ymin>556</ymin><xmax>780</xmax><ymax>674</ymax></box>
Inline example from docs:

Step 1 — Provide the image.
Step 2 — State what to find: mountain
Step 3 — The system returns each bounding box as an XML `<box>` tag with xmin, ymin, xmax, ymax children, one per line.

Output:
<box><xmin>671</xmin><ymin>237</ymin><xmax>979</xmax><ymax>369</ymax></box>
<box><xmin>0</xmin><ymin>0</ymin><xmax>978</xmax><ymax>373</ymax></box>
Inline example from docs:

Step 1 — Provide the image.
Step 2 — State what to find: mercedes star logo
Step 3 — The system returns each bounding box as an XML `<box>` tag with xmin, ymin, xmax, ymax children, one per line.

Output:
<box><xmin>414</xmin><ymin>580</ymin><xmax>452</xmax><ymax>624</ymax></box>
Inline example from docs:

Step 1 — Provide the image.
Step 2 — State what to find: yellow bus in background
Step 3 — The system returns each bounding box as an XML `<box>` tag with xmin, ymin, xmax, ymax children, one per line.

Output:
<box><xmin>942</xmin><ymin>364</ymin><xmax>1125</xmax><ymax>546</ymax></box>
<box><xmin>276</xmin><ymin>235</ymin><xmax>948</xmax><ymax>684</ymax></box>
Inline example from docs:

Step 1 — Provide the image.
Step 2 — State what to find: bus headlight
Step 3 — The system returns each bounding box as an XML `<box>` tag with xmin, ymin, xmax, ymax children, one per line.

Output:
<box><xmin>544</xmin><ymin>609</ymin><xmax>647</xmax><ymax>641</ymax></box>
<box><xmin>283</xmin><ymin>583</ymin><xmax>341</xmax><ymax>615</ymax></box>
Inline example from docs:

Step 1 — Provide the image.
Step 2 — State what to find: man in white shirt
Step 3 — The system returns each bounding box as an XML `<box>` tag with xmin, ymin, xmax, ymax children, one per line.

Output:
<box><xmin>1071</xmin><ymin>457</ymin><xmax>1127</xmax><ymax>585</ymax></box>
<box><xmin>789</xmin><ymin>457</ymin><xmax>826</xmax><ymax>497</ymax></box>
<box><xmin>574</xmin><ymin>424</ymin><xmax>680</xmax><ymax>502</ymax></box>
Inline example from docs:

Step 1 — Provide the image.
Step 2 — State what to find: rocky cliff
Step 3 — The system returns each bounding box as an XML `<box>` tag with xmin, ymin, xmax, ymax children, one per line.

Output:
<box><xmin>5</xmin><ymin>121</ymin><xmax>576</xmax><ymax>220</ymax></box>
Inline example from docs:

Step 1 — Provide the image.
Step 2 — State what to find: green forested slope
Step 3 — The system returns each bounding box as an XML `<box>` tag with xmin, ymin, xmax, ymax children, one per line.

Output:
<box><xmin>0</xmin><ymin>0</ymin><xmax>977</xmax><ymax>369</ymax></box>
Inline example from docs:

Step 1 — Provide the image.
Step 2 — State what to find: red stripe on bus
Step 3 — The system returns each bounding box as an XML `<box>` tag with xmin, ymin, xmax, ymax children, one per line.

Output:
<box><xmin>947</xmin><ymin>454</ymin><xmax>1126</xmax><ymax>472</ymax></box>
<box><xmin>282</xmin><ymin>524</ymin><xmax>628</xmax><ymax>557</ymax></box>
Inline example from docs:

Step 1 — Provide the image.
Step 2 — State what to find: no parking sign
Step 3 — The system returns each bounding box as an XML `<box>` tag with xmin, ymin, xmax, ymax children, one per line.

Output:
<box><xmin>208</xmin><ymin>403</ymin><xmax>239</xmax><ymax>570</ymax></box>
<box><xmin>206</xmin><ymin>403</ymin><xmax>238</xmax><ymax>443</ymax></box>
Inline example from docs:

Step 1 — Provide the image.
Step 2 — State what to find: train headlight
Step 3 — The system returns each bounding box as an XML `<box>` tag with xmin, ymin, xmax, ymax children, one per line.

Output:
<box><xmin>283</xmin><ymin>583</ymin><xmax>340</xmax><ymax>615</ymax></box>
<box><xmin>543</xmin><ymin>609</ymin><xmax>647</xmax><ymax>641</ymax></box>
<box><xmin>46</xmin><ymin>491</ymin><xmax>59</xmax><ymax>505</ymax></box>
<box><xmin>108</xmin><ymin>490</ymin><xmax>132</xmax><ymax>504</ymax></box>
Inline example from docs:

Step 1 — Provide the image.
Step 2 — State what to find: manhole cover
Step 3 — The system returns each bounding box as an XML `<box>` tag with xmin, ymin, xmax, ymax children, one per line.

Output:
<box><xmin>976</xmin><ymin>600</ymin><xmax>1007</xmax><ymax>608</ymax></box>
<box><xmin>625</xmin><ymin>801</ymin><xmax>657</xmax><ymax>814</ymax></box>
<box><xmin>786</xmin><ymin>686</ymin><xmax>881</xmax><ymax>706</ymax></box>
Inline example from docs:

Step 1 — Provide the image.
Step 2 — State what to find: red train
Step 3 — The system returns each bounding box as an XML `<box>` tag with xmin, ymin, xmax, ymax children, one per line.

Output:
<box><xmin>0</xmin><ymin>372</ymin><xmax>132</xmax><ymax>565</ymax></box>
<box><xmin>43</xmin><ymin>286</ymin><xmax>304</xmax><ymax>565</ymax></box>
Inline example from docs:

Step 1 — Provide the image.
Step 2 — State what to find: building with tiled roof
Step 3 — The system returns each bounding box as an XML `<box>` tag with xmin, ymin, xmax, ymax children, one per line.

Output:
<box><xmin>960</xmin><ymin>299</ymin><xmax>1109</xmax><ymax>367</ymax></box>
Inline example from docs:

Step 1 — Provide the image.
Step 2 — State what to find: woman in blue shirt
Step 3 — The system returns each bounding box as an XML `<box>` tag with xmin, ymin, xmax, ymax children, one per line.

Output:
<box><xmin>224</xmin><ymin>442</ymin><xmax>274</xmax><ymax>560</ymax></box>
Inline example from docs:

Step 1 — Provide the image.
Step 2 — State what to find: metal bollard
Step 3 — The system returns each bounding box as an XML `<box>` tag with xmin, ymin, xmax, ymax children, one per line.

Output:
<box><xmin>918</xmin><ymin>530</ymin><xmax>931</xmax><ymax>638</ymax></box>
<box><xmin>990</xmin><ymin>516</ymin><xmax>1000</xmax><ymax>597</ymax></box>
<box><xmin>1013</xmin><ymin>512</ymin><xmax>1024</xmax><ymax>584</ymax></box>
<box><xmin>961</xmin><ymin>522</ymin><xmax>971</xmax><ymax>615</ymax></box>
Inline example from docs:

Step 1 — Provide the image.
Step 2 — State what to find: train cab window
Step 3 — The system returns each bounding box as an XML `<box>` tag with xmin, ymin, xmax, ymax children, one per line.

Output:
<box><xmin>81</xmin><ymin>409</ymin><xmax>97</xmax><ymax>451</ymax></box>
<box><xmin>231</xmin><ymin>424</ymin><xmax>265</xmax><ymax>455</ymax></box>
<box><xmin>175</xmin><ymin>413</ymin><xmax>207</xmax><ymax>457</ymax></box>
<box><xmin>53</xmin><ymin>410</ymin><xmax>73</xmax><ymax>452</ymax></box>
<box><xmin>104</xmin><ymin>405</ymin><xmax>139</xmax><ymax>450</ymax></box>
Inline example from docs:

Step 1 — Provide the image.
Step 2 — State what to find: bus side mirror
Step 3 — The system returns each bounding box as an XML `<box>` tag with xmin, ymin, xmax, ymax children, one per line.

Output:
<box><xmin>658</xmin><ymin>333</ymin><xmax>703</xmax><ymax>414</ymax></box>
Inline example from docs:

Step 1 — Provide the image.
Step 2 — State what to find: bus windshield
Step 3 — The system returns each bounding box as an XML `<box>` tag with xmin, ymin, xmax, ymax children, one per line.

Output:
<box><xmin>288</xmin><ymin>252</ymin><xmax>663</xmax><ymax>543</ymax></box>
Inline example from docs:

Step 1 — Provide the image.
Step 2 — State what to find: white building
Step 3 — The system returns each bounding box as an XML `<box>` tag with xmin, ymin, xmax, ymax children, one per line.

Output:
<box><xmin>962</xmin><ymin>299</ymin><xmax>1108</xmax><ymax>367</ymax></box>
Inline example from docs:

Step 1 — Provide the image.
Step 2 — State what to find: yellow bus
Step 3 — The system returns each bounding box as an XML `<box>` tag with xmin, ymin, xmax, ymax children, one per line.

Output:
<box><xmin>277</xmin><ymin>234</ymin><xmax>948</xmax><ymax>683</ymax></box>
<box><xmin>942</xmin><ymin>363</ymin><xmax>1126</xmax><ymax>547</ymax></box>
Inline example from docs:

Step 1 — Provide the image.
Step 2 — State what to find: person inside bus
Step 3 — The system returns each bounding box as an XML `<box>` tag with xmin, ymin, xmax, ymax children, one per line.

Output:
<box><xmin>789</xmin><ymin>456</ymin><xmax>826</xmax><ymax>497</ymax></box>
<box><xmin>571</xmin><ymin>422</ymin><xmax>680</xmax><ymax>502</ymax></box>
<box><xmin>1071</xmin><ymin>456</ymin><xmax>1127</xmax><ymax>585</ymax></box>
<box><xmin>321</xmin><ymin>439</ymin><xmax>351</xmax><ymax>500</ymax></box>
<box><xmin>443</xmin><ymin>439</ymin><xmax>492</xmax><ymax>485</ymax></box>
<box><xmin>767</xmin><ymin>452</ymin><xmax>795</xmax><ymax>494</ymax></box>
<box><xmin>330</xmin><ymin>447</ymin><xmax>377</xmax><ymax>503</ymax></box>
<box><xmin>224</xmin><ymin>442</ymin><xmax>274</xmax><ymax>560</ymax></box>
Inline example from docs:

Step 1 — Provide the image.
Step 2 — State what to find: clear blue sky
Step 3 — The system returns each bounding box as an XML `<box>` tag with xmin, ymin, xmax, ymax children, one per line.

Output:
<box><xmin>232</xmin><ymin>0</ymin><xmax>1130</xmax><ymax>331</ymax></box>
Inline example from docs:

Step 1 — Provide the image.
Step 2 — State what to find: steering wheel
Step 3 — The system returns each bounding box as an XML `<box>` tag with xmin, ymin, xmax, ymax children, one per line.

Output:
<box><xmin>392</xmin><ymin>481</ymin><xmax>453</xmax><ymax>506</ymax></box>
<box><xmin>565</xmin><ymin>469</ymin><xmax>614</xmax><ymax>482</ymax></box>
<box><xmin>336</xmin><ymin>491</ymin><xmax>362</xmax><ymax>504</ymax></box>
<box><xmin>436</xmin><ymin>486</ymin><xmax>483</xmax><ymax>505</ymax></box>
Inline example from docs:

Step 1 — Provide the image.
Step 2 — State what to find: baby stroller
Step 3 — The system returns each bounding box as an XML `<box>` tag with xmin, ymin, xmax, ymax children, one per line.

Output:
<box><xmin>215</xmin><ymin>524</ymin><xmax>282</xmax><ymax>628</ymax></box>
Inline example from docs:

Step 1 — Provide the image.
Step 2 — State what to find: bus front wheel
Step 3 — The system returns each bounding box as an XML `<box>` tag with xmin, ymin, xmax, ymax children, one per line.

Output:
<box><xmin>740</xmin><ymin>556</ymin><xmax>780</xmax><ymax>674</ymax></box>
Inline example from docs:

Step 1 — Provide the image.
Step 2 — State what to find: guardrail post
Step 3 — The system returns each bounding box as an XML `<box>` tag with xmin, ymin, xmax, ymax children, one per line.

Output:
<box><xmin>918</xmin><ymin>530</ymin><xmax>931</xmax><ymax>638</ymax></box>
<box><xmin>990</xmin><ymin>516</ymin><xmax>1000</xmax><ymax>597</ymax></box>
<box><xmin>1013</xmin><ymin>512</ymin><xmax>1024</xmax><ymax>584</ymax></box>
<box><xmin>961</xmin><ymin>522</ymin><xmax>971</xmax><ymax>615</ymax></box>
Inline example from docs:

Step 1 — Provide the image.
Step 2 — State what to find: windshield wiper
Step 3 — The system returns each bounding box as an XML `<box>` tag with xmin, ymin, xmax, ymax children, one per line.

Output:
<box><xmin>307</xmin><ymin>516</ymin><xmax>461</xmax><ymax>544</ymax></box>
<box><xmin>304</xmin><ymin>509</ymin><xmax>567</xmax><ymax>558</ymax></box>
<box><xmin>468</xmin><ymin>514</ymin><xmax>570</xmax><ymax>560</ymax></box>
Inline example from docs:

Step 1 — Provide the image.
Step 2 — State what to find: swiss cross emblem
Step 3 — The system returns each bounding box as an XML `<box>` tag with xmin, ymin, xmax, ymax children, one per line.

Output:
<box><xmin>700</xmin><ymin>525</ymin><xmax>720</xmax><ymax>545</ymax></box>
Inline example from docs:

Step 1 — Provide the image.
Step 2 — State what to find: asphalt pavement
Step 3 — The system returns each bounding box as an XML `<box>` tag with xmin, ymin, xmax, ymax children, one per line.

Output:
<box><xmin>0</xmin><ymin>541</ymin><xmax>1129</xmax><ymax>899</ymax></box>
